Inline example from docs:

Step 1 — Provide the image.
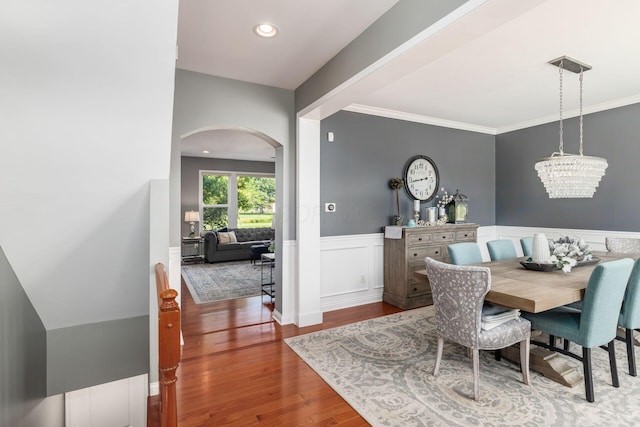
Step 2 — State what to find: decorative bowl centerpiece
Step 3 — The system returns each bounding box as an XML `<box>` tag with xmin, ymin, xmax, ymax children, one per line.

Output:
<box><xmin>521</xmin><ymin>236</ymin><xmax>599</xmax><ymax>272</ymax></box>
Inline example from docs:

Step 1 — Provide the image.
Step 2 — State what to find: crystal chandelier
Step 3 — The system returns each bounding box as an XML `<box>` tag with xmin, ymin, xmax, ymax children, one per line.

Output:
<box><xmin>535</xmin><ymin>56</ymin><xmax>607</xmax><ymax>198</ymax></box>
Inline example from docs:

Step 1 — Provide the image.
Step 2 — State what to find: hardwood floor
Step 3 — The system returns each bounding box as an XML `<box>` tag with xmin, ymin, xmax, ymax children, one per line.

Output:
<box><xmin>157</xmin><ymin>274</ymin><xmax>402</xmax><ymax>426</ymax></box>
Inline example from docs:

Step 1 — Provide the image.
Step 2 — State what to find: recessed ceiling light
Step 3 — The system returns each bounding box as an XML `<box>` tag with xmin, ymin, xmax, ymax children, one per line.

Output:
<box><xmin>202</xmin><ymin>150</ymin><xmax>210</xmax><ymax>154</ymax></box>
<box><xmin>254</xmin><ymin>23</ymin><xmax>278</xmax><ymax>38</ymax></box>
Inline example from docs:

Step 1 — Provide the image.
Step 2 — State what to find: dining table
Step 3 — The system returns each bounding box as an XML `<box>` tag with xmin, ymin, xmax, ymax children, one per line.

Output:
<box><xmin>414</xmin><ymin>251</ymin><xmax>636</xmax><ymax>387</ymax></box>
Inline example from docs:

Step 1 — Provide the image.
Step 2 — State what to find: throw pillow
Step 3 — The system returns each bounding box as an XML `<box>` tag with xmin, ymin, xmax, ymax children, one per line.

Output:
<box><xmin>217</xmin><ymin>232</ymin><xmax>231</xmax><ymax>244</ymax></box>
<box><xmin>217</xmin><ymin>231</ymin><xmax>238</xmax><ymax>244</ymax></box>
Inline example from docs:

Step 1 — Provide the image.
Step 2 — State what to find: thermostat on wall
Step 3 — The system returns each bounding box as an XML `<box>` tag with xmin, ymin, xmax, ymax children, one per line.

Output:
<box><xmin>325</xmin><ymin>202</ymin><xmax>336</xmax><ymax>212</ymax></box>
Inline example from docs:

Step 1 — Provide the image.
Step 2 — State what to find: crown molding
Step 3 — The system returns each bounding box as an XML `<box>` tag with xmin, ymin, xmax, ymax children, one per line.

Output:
<box><xmin>343</xmin><ymin>104</ymin><xmax>497</xmax><ymax>135</ymax></box>
<box><xmin>344</xmin><ymin>95</ymin><xmax>640</xmax><ymax>136</ymax></box>
<box><xmin>496</xmin><ymin>94</ymin><xmax>640</xmax><ymax>134</ymax></box>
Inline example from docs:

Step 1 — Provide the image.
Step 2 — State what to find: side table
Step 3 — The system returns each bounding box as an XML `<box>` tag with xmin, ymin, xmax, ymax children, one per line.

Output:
<box><xmin>260</xmin><ymin>253</ymin><xmax>275</xmax><ymax>303</ymax></box>
<box><xmin>181</xmin><ymin>237</ymin><xmax>204</xmax><ymax>264</ymax></box>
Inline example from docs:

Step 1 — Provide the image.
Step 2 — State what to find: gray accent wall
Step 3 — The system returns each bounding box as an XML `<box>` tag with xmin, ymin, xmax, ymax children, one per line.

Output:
<box><xmin>320</xmin><ymin>111</ymin><xmax>495</xmax><ymax>236</ymax></box>
<box><xmin>46</xmin><ymin>316</ymin><xmax>149</xmax><ymax>396</ymax></box>
<box><xmin>496</xmin><ymin>103</ymin><xmax>640</xmax><ymax>231</ymax></box>
<box><xmin>296</xmin><ymin>0</ymin><xmax>468</xmax><ymax>112</ymax></box>
<box><xmin>181</xmin><ymin>157</ymin><xmax>276</xmax><ymax>236</ymax></box>
<box><xmin>1</xmin><ymin>247</ymin><xmax>62</xmax><ymax>426</ymax></box>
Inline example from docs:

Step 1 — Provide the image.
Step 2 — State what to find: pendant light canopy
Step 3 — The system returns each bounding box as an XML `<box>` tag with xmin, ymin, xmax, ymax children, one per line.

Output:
<box><xmin>535</xmin><ymin>56</ymin><xmax>607</xmax><ymax>198</ymax></box>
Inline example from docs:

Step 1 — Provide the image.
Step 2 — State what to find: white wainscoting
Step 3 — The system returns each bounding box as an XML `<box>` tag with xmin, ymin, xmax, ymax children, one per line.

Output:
<box><xmin>491</xmin><ymin>225</ymin><xmax>640</xmax><ymax>256</ymax></box>
<box><xmin>320</xmin><ymin>233</ymin><xmax>385</xmax><ymax>312</ymax></box>
<box><xmin>272</xmin><ymin>239</ymin><xmax>297</xmax><ymax>326</ymax></box>
<box><xmin>65</xmin><ymin>374</ymin><xmax>147</xmax><ymax>427</ymax></box>
<box><xmin>316</xmin><ymin>225</ymin><xmax>640</xmax><ymax>313</ymax></box>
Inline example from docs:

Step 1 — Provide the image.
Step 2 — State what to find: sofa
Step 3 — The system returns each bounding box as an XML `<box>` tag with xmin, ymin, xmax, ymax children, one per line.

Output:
<box><xmin>200</xmin><ymin>228</ymin><xmax>274</xmax><ymax>263</ymax></box>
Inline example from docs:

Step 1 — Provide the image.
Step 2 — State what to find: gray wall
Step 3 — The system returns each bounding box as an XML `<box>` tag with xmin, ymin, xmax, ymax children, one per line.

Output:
<box><xmin>320</xmin><ymin>111</ymin><xmax>495</xmax><ymax>236</ymax></box>
<box><xmin>0</xmin><ymin>247</ymin><xmax>63</xmax><ymax>426</ymax></box>
<box><xmin>181</xmin><ymin>157</ymin><xmax>276</xmax><ymax>236</ymax></box>
<box><xmin>496</xmin><ymin>103</ymin><xmax>640</xmax><ymax>231</ymax></box>
<box><xmin>171</xmin><ymin>71</ymin><xmax>296</xmax><ymax>245</ymax></box>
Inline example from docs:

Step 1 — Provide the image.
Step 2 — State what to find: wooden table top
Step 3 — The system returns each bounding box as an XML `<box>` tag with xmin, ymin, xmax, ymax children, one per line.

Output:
<box><xmin>415</xmin><ymin>252</ymin><xmax>632</xmax><ymax>313</ymax></box>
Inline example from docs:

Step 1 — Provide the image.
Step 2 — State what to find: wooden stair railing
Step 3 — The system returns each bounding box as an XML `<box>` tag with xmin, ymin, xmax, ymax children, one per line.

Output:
<box><xmin>155</xmin><ymin>263</ymin><xmax>180</xmax><ymax>427</ymax></box>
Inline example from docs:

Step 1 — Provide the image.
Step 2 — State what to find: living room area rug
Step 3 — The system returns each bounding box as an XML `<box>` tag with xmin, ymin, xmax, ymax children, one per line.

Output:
<box><xmin>182</xmin><ymin>261</ymin><xmax>265</xmax><ymax>304</ymax></box>
<box><xmin>285</xmin><ymin>306</ymin><xmax>640</xmax><ymax>427</ymax></box>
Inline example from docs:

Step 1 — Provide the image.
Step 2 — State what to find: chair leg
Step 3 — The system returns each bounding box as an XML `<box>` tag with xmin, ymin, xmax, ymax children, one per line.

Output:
<box><xmin>472</xmin><ymin>348</ymin><xmax>480</xmax><ymax>401</ymax></box>
<box><xmin>433</xmin><ymin>336</ymin><xmax>444</xmax><ymax>376</ymax></box>
<box><xmin>626</xmin><ymin>328</ymin><xmax>637</xmax><ymax>377</ymax></box>
<box><xmin>608</xmin><ymin>340</ymin><xmax>620</xmax><ymax>388</ymax></box>
<box><xmin>583</xmin><ymin>347</ymin><xmax>595</xmax><ymax>402</ymax></box>
<box><xmin>520</xmin><ymin>338</ymin><xmax>530</xmax><ymax>385</ymax></box>
<box><xmin>495</xmin><ymin>348</ymin><xmax>501</xmax><ymax>361</ymax></box>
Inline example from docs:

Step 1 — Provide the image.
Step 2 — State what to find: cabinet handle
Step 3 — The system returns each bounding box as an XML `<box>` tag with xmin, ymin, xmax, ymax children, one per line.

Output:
<box><xmin>435</xmin><ymin>251</ymin><xmax>439</xmax><ymax>254</ymax></box>
<box><xmin>442</xmin><ymin>236</ymin><xmax>446</xmax><ymax>239</ymax></box>
<box><xmin>418</xmin><ymin>237</ymin><xmax>422</xmax><ymax>241</ymax></box>
<box><xmin>413</xmin><ymin>253</ymin><xmax>418</xmax><ymax>257</ymax></box>
<box><xmin>413</xmin><ymin>287</ymin><xmax>418</xmax><ymax>292</ymax></box>
<box><xmin>464</xmin><ymin>234</ymin><xmax>468</xmax><ymax>237</ymax></box>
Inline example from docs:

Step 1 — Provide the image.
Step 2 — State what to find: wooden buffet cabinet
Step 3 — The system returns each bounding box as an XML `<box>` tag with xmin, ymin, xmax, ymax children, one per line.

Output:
<box><xmin>383</xmin><ymin>223</ymin><xmax>479</xmax><ymax>309</ymax></box>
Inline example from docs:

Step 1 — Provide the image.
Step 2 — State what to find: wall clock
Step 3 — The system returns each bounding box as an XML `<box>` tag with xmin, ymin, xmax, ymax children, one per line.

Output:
<box><xmin>403</xmin><ymin>155</ymin><xmax>439</xmax><ymax>202</ymax></box>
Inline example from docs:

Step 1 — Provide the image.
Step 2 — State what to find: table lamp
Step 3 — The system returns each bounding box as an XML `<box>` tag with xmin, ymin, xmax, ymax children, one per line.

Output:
<box><xmin>184</xmin><ymin>210</ymin><xmax>200</xmax><ymax>238</ymax></box>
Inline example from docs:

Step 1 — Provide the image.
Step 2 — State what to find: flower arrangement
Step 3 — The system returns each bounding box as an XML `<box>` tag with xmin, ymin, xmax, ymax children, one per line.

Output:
<box><xmin>547</xmin><ymin>236</ymin><xmax>593</xmax><ymax>272</ymax></box>
<box><xmin>435</xmin><ymin>188</ymin><xmax>453</xmax><ymax>209</ymax></box>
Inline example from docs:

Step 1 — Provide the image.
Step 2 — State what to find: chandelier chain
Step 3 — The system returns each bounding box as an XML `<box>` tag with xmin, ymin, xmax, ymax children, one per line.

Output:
<box><xmin>579</xmin><ymin>68</ymin><xmax>584</xmax><ymax>156</ymax></box>
<box><xmin>558</xmin><ymin>60</ymin><xmax>564</xmax><ymax>155</ymax></box>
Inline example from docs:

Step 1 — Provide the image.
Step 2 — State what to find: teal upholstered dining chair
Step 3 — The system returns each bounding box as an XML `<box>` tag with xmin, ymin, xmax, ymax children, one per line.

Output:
<box><xmin>424</xmin><ymin>257</ymin><xmax>531</xmax><ymax>401</ymax></box>
<box><xmin>522</xmin><ymin>258</ymin><xmax>634</xmax><ymax>402</ymax></box>
<box><xmin>486</xmin><ymin>239</ymin><xmax>517</xmax><ymax>261</ymax></box>
<box><xmin>566</xmin><ymin>258</ymin><xmax>640</xmax><ymax>377</ymax></box>
<box><xmin>520</xmin><ymin>237</ymin><xmax>533</xmax><ymax>257</ymax></box>
<box><xmin>447</xmin><ymin>242</ymin><xmax>483</xmax><ymax>265</ymax></box>
<box><xmin>618</xmin><ymin>259</ymin><xmax>640</xmax><ymax>376</ymax></box>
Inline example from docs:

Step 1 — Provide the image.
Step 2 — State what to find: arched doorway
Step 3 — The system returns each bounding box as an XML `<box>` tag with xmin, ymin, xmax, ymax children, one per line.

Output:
<box><xmin>178</xmin><ymin>126</ymin><xmax>285</xmax><ymax>317</ymax></box>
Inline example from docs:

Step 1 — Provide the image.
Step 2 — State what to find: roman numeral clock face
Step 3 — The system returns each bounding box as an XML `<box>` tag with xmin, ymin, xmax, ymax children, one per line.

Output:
<box><xmin>403</xmin><ymin>155</ymin><xmax>439</xmax><ymax>202</ymax></box>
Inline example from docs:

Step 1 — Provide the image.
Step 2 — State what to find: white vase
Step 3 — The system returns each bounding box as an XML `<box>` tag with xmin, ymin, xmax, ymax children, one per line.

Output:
<box><xmin>531</xmin><ymin>233</ymin><xmax>551</xmax><ymax>263</ymax></box>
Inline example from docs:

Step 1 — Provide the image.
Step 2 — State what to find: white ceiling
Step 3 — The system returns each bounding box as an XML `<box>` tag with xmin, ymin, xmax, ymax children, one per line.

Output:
<box><xmin>177</xmin><ymin>0</ymin><xmax>640</xmax><ymax>161</ymax></box>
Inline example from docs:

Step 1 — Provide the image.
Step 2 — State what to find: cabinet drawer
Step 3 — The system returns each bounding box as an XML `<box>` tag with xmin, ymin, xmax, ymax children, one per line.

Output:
<box><xmin>408</xmin><ymin>246</ymin><xmax>443</xmax><ymax>264</ymax></box>
<box><xmin>407</xmin><ymin>277</ymin><xmax>431</xmax><ymax>296</ymax></box>
<box><xmin>456</xmin><ymin>230</ymin><xmax>476</xmax><ymax>241</ymax></box>
<box><xmin>433</xmin><ymin>232</ymin><xmax>455</xmax><ymax>243</ymax></box>
<box><xmin>408</xmin><ymin>233</ymin><xmax>432</xmax><ymax>246</ymax></box>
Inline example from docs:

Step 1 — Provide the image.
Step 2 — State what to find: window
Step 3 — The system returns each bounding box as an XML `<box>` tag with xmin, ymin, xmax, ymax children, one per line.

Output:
<box><xmin>201</xmin><ymin>173</ymin><xmax>229</xmax><ymax>230</ymax></box>
<box><xmin>237</xmin><ymin>175</ymin><xmax>275</xmax><ymax>228</ymax></box>
<box><xmin>201</xmin><ymin>172</ymin><xmax>275</xmax><ymax>230</ymax></box>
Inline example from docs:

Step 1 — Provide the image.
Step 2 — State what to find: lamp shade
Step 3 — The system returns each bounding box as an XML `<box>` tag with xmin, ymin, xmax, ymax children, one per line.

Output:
<box><xmin>184</xmin><ymin>210</ymin><xmax>200</xmax><ymax>222</ymax></box>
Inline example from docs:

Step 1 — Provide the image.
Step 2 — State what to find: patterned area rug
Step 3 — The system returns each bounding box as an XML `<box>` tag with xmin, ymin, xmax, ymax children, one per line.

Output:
<box><xmin>285</xmin><ymin>306</ymin><xmax>640</xmax><ymax>427</ymax></box>
<box><xmin>182</xmin><ymin>261</ymin><xmax>265</xmax><ymax>303</ymax></box>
